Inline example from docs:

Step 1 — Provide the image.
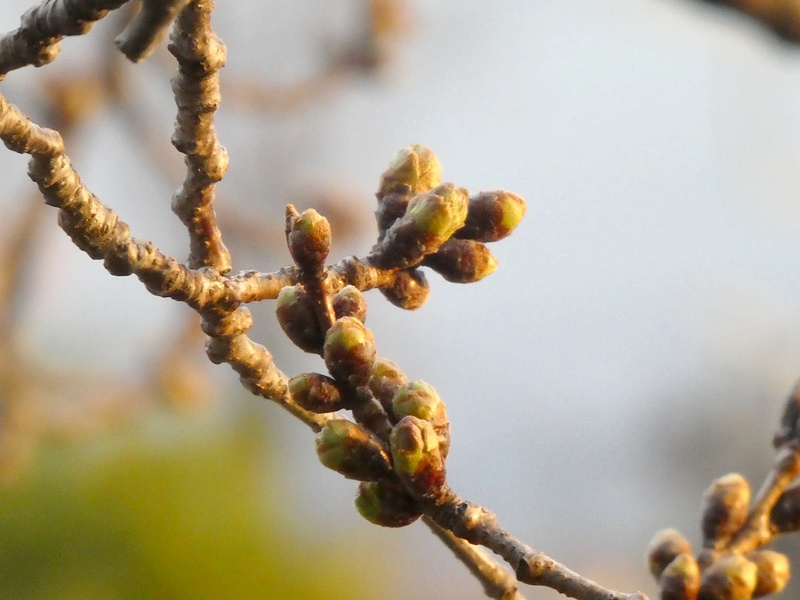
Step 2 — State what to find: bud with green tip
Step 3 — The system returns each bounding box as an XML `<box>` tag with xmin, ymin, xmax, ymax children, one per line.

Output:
<box><xmin>332</xmin><ymin>285</ymin><xmax>367</xmax><ymax>323</ymax></box>
<box><xmin>391</xmin><ymin>380</ymin><xmax>450</xmax><ymax>459</ymax></box>
<box><xmin>647</xmin><ymin>528</ymin><xmax>694</xmax><ymax>580</ymax></box>
<box><xmin>354</xmin><ymin>480</ymin><xmax>423</xmax><ymax>528</ymax></box>
<box><xmin>289</xmin><ymin>372</ymin><xmax>345</xmax><ymax>413</ymax></box>
<box><xmin>370</xmin><ymin>183</ymin><xmax>469</xmax><ymax>270</ymax></box>
<box><xmin>423</xmin><ymin>238</ymin><xmax>497</xmax><ymax>283</ymax></box>
<box><xmin>286</xmin><ymin>205</ymin><xmax>331</xmax><ymax>272</ymax></box>
<box><xmin>747</xmin><ymin>550</ymin><xmax>790</xmax><ymax>597</ymax></box>
<box><xmin>771</xmin><ymin>483</ymin><xmax>800</xmax><ymax>533</ymax></box>
<box><xmin>698</xmin><ymin>555</ymin><xmax>758</xmax><ymax>600</ymax></box>
<box><xmin>659</xmin><ymin>554</ymin><xmax>701</xmax><ymax>600</ymax></box>
<box><xmin>315</xmin><ymin>419</ymin><xmax>392</xmax><ymax>481</ymax></box>
<box><xmin>323</xmin><ymin>316</ymin><xmax>377</xmax><ymax>389</ymax></box>
<box><xmin>700</xmin><ymin>473</ymin><xmax>751</xmax><ymax>549</ymax></box>
<box><xmin>276</xmin><ymin>284</ymin><xmax>324</xmax><ymax>354</ymax></box>
<box><xmin>377</xmin><ymin>144</ymin><xmax>442</xmax><ymax>198</ymax></box>
<box><xmin>380</xmin><ymin>268</ymin><xmax>430</xmax><ymax>310</ymax></box>
<box><xmin>390</xmin><ymin>415</ymin><xmax>446</xmax><ymax>501</ymax></box>
<box><xmin>456</xmin><ymin>190</ymin><xmax>526</xmax><ymax>243</ymax></box>
<box><xmin>369</xmin><ymin>358</ymin><xmax>408</xmax><ymax>412</ymax></box>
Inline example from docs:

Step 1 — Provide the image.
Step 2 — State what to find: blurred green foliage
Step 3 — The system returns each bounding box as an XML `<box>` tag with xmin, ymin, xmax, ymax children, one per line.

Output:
<box><xmin>0</xmin><ymin>406</ymin><xmax>381</xmax><ymax>600</ymax></box>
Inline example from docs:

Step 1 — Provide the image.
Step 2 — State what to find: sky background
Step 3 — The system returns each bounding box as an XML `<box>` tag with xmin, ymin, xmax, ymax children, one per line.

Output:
<box><xmin>3</xmin><ymin>1</ymin><xmax>800</xmax><ymax>599</ymax></box>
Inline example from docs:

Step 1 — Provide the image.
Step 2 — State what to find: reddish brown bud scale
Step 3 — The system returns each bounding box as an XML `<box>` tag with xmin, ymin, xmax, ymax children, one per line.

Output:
<box><xmin>456</xmin><ymin>190</ymin><xmax>526</xmax><ymax>243</ymax></box>
<box><xmin>380</xmin><ymin>268</ymin><xmax>430</xmax><ymax>310</ymax></box>
<box><xmin>323</xmin><ymin>316</ymin><xmax>377</xmax><ymax>389</ymax></box>
<box><xmin>390</xmin><ymin>415</ymin><xmax>446</xmax><ymax>501</ymax></box>
<box><xmin>332</xmin><ymin>285</ymin><xmax>367</xmax><ymax>323</ymax></box>
<box><xmin>647</xmin><ymin>528</ymin><xmax>693</xmax><ymax>580</ymax></box>
<box><xmin>354</xmin><ymin>480</ymin><xmax>422</xmax><ymax>528</ymax></box>
<box><xmin>700</xmin><ymin>473</ymin><xmax>750</xmax><ymax>548</ymax></box>
<box><xmin>315</xmin><ymin>419</ymin><xmax>392</xmax><ymax>481</ymax></box>
<box><xmin>423</xmin><ymin>238</ymin><xmax>497</xmax><ymax>283</ymax></box>
<box><xmin>288</xmin><ymin>372</ymin><xmax>346</xmax><ymax>413</ymax></box>
<box><xmin>276</xmin><ymin>284</ymin><xmax>324</xmax><ymax>354</ymax></box>
<box><xmin>376</xmin><ymin>190</ymin><xmax>412</xmax><ymax>239</ymax></box>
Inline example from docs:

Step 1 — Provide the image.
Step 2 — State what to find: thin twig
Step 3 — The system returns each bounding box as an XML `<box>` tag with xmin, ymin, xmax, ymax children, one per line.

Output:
<box><xmin>116</xmin><ymin>0</ymin><xmax>191</xmax><ymax>61</ymax></box>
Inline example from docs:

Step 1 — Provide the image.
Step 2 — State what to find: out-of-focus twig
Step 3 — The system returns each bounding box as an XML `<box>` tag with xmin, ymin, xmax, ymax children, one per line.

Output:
<box><xmin>697</xmin><ymin>0</ymin><xmax>800</xmax><ymax>42</ymax></box>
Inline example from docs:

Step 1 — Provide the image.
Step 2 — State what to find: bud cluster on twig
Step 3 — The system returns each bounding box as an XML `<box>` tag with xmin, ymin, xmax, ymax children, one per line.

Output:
<box><xmin>648</xmin><ymin>382</ymin><xmax>800</xmax><ymax>599</ymax></box>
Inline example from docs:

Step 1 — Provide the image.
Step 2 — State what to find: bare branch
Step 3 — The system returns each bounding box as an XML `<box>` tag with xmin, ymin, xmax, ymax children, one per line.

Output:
<box><xmin>168</xmin><ymin>0</ymin><xmax>230</xmax><ymax>272</ymax></box>
<box><xmin>0</xmin><ymin>0</ymin><xmax>130</xmax><ymax>79</ymax></box>
<box><xmin>116</xmin><ymin>0</ymin><xmax>191</xmax><ymax>61</ymax></box>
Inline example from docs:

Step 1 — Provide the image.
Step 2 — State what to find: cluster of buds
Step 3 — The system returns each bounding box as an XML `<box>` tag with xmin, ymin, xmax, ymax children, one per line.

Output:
<box><xmin>647</xmin><ymin>474</ymin><xmax>790</xmax><ymax>600</ymax></box>
<box><xmin>370</xmin><ymin>144</ymin><xmax>525</xmax><ymax>309</ymax></box>
<box><xmin>274</xmin><ymin>145</ymin><xmax>525</xmax><ymax>528</ymax></box>
<box><xmin>290</xmin><ymin>330</ymin><xmax>452</xmax><ymax>526</ymax></box>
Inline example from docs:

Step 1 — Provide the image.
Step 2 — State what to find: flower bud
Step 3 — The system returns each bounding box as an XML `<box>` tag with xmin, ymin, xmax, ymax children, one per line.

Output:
<box><xmin>771</xmin><ymin>483</ymin><xmax>800</xmax><ymax>533</ymax></box>
<box><xmin>423</xmin><ymin>238</ymin><xmax>497</xmax><ymax>283</ymax></box>
<box><xmin>315</xmin><ymin>419</ymin><xmax>392</xmax><ymax>481</ymax></box>
<box><xmin>390</xmin><ymin>416</ymin><xmax>446</xmax><ymax>500</ymax></box>
<box><xmin>370</xmin><ymin>184</ymin><xmax>469</xmax><ymax>270</ymax></box>
<box><xmin>698</xmin><ymin>555</ymin><xmax>758</xmax><ymax>600</ymax></box>
<box><xmin>700</xmin><ymin>473</ymin><xmax>750</xmax><ymax>548</ymax></box>
<box><xmin>747</xmin><ymin>550</ymin><xmax>790</xmax><ymax>597</ymax></box>
<box><xmin>647</xmin><ymin>528</ymin><xmax>693</xmax><ymax>580</ymax></box>
<box><xmin>456</xmin><ymin>190</ymin><xmax>526</xmax><ymax>243</ymax></box>
<box><xmin>332</xmin><ymin>285</ymin><xmax>367</xmax><ymax>323</ymax></box>
<box><xmin>323</xmin><ymin>316</ymin><xmax>377</xmax><ymax>389</ymax></box>
<box><xmin>391</xmin><ymin>380</ymin><xmax>450</xmax><ymax>459</ymax></box>
<box><xmin>286</xmin><ymin>205</ymin><xmax>331</xmax><ymax>272</ymax></box>
<box><xmin>659</xmin><ymin>554</ymin><xmax>701</xmax><ymax>600</ymax></box>
<box><xmin>377</xmin><ymin>144</ymin><xmax>442</xmax><ymax>198</ymax></box>
<box><xmin>369</xmin><ymin>358</ymin><xmax>408</xmax><ymax>412</ymax></box>
<box><xmin>354</xmin><ymin>480</ymin><xmax>422</xmax><ymax>528</ymax></box>
<box><xmin>289</xmin><ymin>372</ymin><xmax>346</xmax><ymax>413</ymax></box>
<box><xmin>380</xmin><ymin>268</ymin><xmax>430</xmax><ymax>310</ymax></box>
<box><xmin>276</xmin><ymin>284</ymin><xmax>324</xmax><ymax>354</ymax></box>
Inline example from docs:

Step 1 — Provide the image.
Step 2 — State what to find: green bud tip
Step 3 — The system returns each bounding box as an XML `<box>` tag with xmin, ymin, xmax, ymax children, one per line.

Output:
<box><xmin>424</xmin><ymin>238</ymin><xmax>497</xmax><ymax>283</ymax></box>
<box><xmin>332</xmin><ymin>285</ymin><xmax>367</xmax><ymax>323</ymax></box>
<box><xmin>392</xmin><ymin>380</ymin><xmax>442</xmax><ymax>422</ymax></box>
<box><xmin>379</xmin><ymin>144</ymin><xmax>442</xmax><ymax>196</ymax></box>
<box><xmin>276</xmin><ymin>284</ymin><xmax>324</xmax><ymax>354</ymax></box>
<box><xmin>286</xmin><ymin>206</ymin><xmax>331</xmax><ymax>269</ymax></box>
<box><xmin>323</xmin><ymin>317</ymin><xmax>377</xmax><ymax>388</ymax></box>
<box><xmin>457</xmin><ymin>190</ymin><xmax>527</xmax><ymax>243</ymax></box>
<box><xmin>288</xmin><ymin>372</ymin><xmax>344</xmax><ymax>413</ymax></box>
<box><xmin>315</xmin><ymin>419</ymin><xmax>391</xmax><ymax>481</ymax></box>
<box><xmin>391</xmin><ymin>416</ymin><xmax>439</xmax><ymax>475</ymax></box>
<box><xmin>406</xmin><ymin>183</ymin><xmax>469</xmax><ymax>243</ymax></box>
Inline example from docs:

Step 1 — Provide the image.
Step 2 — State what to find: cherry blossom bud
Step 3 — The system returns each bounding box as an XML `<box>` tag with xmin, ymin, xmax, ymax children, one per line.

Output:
<box><xmin>456</xmin><ymin>190</ymin><xmax>526</xmax><ymax>243</ymax></box>
<box><xmin>276</xmin><ymin>284</ymin><xmax>324</xmax><ymax>354</ymax></box>
<box><xmin>659</xmin><ymin>554</ymin><xmax>701</xmax><ymax>600</ymax></box>
<box><xmin>380</xmin><ymin>268</ymin><xmax>430</xmax><ymax>310</ymax></box>
<box><xmin>354</xmin><ymin>480</ymin><xmax>422</xmax><ymax>528</ymax></box>
<box><xmin>369</xmin><ymin>358</ymin><xmax>408</xmax><ymax>412</ymax></box>
<box><xmin>423</xmin><ymin>238</ymin><xmax>497</xmax><ymax>283</ymax></box>
<box><xmin>698</xmin><ymin>555</ymin><xmax>758</xmax><ymax>600</ymax></box>
<box><xmin>315</xmin><ymin>419</ymin><xmax>392</xmax><ymax>481</ymax></box>
<box><xmin>700</xmin><ymin>473</ymin><xmax>750</xmax><ymax>548</ymax></box>
<box><xmin>377</xmin><ymin>144</ymin><xmax>442</xmax><ymax>198</ymax></box>
<box><xmin>771</xmin><ymin>483</ymin><xmax>800</xmax><ymax>533</ymax></box>
<box><xmin>288</xmin><ymin>372</ymin><xmax>345</xmax><ymax>413</ymax></box>
<box><xmin>286</xmin><ymin>206</ymin><xmax>331</xmax><ymax>272</ymax></box>
<box><xmin>332</xmin><ymin>285</ymin><xmax>367</xmax><ymax>323</ymax></box>
<box><xmin>747</xmin><ymin>550</ymin><xmax>790</xmax><ymax>598</ymax></box>
<box><xmin>323</xmin><ymin>317</ymin><xmax>377</xmax><ymax>389</ymax></box>
<box><xmin>647</xmin><ymin>528</ymin><xmax>693</xmax><ymax>580</ymax></box>
<box><xmin>392</xmin><ymin>380</ymin><xmax>450</xmax><ymax>459</ymax></box>
<box><xmin>390</xmin><ymin>416</ymin><xmax>446</xmax><ymax>501</ymax></box>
